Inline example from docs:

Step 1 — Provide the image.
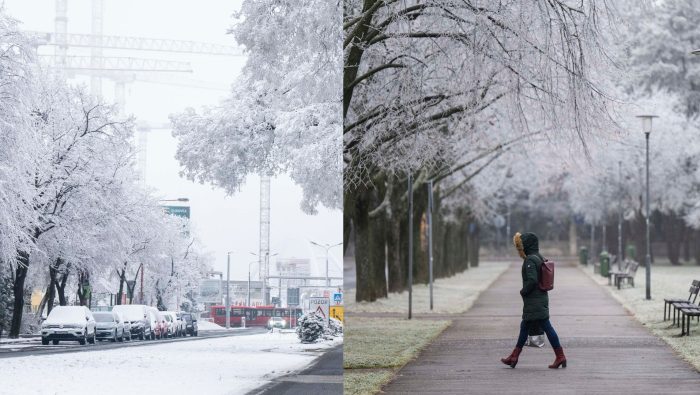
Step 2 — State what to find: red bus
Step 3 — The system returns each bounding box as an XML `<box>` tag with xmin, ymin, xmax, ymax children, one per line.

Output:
<box><xmin>209</xmin><ymin>306</ymin><xmax>303</xmax><ymax>328</ymax></box>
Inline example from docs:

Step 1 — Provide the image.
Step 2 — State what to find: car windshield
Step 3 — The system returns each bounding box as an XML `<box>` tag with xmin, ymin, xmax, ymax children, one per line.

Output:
<box><xmin>93</xmin><ymin>313</ymin><xmax>114</xmax><ymax>323</ymax></box>
<box><xmin>45</xmin><ymin>307</ymin><xmax>85</xmax><ymax>324</ymax></box>
<box><xmin>182</xmin><ymin>314</ymin><xmax>192</xmax><ymax>322</ymax></box>
<box><xmin>112</xmin><ymin>305</ymin><xmax>145</xmax><ymax>321</ymax></box>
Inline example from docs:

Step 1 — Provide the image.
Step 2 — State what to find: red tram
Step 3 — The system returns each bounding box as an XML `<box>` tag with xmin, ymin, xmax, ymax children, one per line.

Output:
<box><xmin>210</xmin><ymin>305</ymin><xmax>303</xmax><ymax>328</ymax></box>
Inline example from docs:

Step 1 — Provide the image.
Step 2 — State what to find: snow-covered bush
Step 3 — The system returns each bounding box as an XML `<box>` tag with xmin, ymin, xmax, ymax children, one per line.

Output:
<box><xmin>327</xmin><ymin>317</ymin><xmax>343</xmax><ymax>336</ymax></box>
<box><xmin>296</xmin><ymin>312</ymin><xmax>325</xmax><ymax>343</ymax></box>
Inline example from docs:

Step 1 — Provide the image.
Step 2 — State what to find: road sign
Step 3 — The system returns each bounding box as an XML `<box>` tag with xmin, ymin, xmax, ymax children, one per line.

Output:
<box><xmin>333</xmin><ymin>292</ymin><xmax>342</xmax><ymax>305</ymax></box>
<box><xmin>287</xmin><ymin>288</ymin><xmax>300</xmax><ymax>305</ymax></box>
<box><xmin>163</xmin><ymin>205</ymin><xmax>190</xmax><ymax>218</ymax></box>
<box><xmin>323</xmin><ymin>290</ymin><xmax>330</xmax><ymax>298</ymax></box>
<box><xmin>330</xmin><ymin>306</ymin><xmax>344</xmax><ymax>322</ymax></box>
<box><xmin>309</xmin><ymin>297</ymin><xmax>330</xmax><ymax>324</ymax></box>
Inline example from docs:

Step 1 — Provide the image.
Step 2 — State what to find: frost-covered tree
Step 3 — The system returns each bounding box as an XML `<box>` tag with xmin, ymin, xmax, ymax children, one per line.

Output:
<box><xmin>171</xmin><ymin>0</ymin><xmax>342</xmax><ymax>214</ymax></box>
<box><xmin>344</xmin><ymin>0</ymin><xmax>622</xmax><ymax>301</ymax></box>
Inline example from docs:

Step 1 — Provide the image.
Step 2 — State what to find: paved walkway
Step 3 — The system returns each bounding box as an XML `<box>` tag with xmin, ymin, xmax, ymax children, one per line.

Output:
<box><xmin>251</xmin><ymin>344</ymin><xmax>342</xmax><ymax>395</ymax></box>
<box><xmin>383</xmin><ymin>261</ymin><xmax>700</xmax><ymax>394</ymax></box>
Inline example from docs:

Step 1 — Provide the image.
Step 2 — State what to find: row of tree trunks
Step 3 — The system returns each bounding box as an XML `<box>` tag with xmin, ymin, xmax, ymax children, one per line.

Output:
<box><xmin>348</xmin><ymin>177</ymin><xmax>478</xmax><ymax>302</ymax></box>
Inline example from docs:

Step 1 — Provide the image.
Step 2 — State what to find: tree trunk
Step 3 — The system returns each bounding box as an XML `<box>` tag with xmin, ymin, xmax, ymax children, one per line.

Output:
<box><xmin>353</xmin><ymin>186</ymin><xmax>377</xmax><ymax>302</ymax></box>
<box><xmin>9</xmin><ymin>251</ymin><xmax>29</xmax><ymax>338</ymax></box>
<box><xmin>57</xmin><ymin>271</ymin><xmax>68</xmax><ymax>306</ymax></box>
<box><xmin>386</xmin><ymin>207</ymin><xmax>404</xmax><ymax>293</ymax></box>
<box><xmin>664</xmin><ymin>212</ymin><xmax>682</xmax><ymax>265</ymax></box>
<box><xmin>568</xmin><ymin>220</ymin><xmax>578</xmax><ymax>256</ymax></box>
<box><xmin>467</xmin><ymin>217</ymin><xmax>480</xmax><ymax>268</ymax></box>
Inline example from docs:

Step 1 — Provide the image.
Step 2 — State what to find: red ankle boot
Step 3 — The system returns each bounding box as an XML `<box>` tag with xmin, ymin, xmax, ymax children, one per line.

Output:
<box><xmin>500</xmin><ymin>347</ymin><xmax>522</xmax><ymax>368</ymax></box>
<box><xmin>548</xmin><ymin>347</ymin><xmax>567</xmax><ymax>368</ymax></box>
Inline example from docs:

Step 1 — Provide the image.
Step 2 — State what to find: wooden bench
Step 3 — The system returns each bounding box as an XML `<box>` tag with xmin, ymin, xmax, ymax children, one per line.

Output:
<box><xmin>615</xmin><ymin>260</ymin><xmax>639</xmax><ymax>289</ymax></box>
<box><xmin>664</xmin><ymin>280</ymin><xmax>700</xmax><ymax>325</ymax></box>
<box><xmin>606</xmin><ymin>255</ymin><xmax>624</xmax><ymax>285</ymax></box>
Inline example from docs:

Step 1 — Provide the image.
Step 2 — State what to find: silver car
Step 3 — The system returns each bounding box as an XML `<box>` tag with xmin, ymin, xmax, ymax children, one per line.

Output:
<box><xmin>93</xmin><ymin>311</ymin><xmax>125</xmax><ymax>342</ymax></box>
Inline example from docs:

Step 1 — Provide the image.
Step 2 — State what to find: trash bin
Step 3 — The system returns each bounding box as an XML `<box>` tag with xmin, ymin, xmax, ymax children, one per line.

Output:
<box><xmin>626</xmin><ymin>244</ymin><xmax>636</xmax><ymax>261</ymax></box>
<box><xmin>579</xmin><ymin>247</ymin><xmax>589</xmax><ymax>266</ymax></box>
<box><xmin>599</xmin><ymin>251</ymin><xmax>610</xmax><ymax>277</ymax></box>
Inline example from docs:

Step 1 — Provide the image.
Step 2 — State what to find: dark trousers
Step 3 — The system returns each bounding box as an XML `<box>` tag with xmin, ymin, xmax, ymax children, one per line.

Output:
<box><xmin>516</xmin><ymin>319</ymin><xmax>561</xmax><ymax>348</ymax></box>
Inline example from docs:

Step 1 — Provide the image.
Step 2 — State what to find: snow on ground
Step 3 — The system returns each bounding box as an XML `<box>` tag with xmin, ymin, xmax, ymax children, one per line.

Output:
<box><xmin>582</xmin><ymin>263</ymin><xmax>700</xmax><ymax>371</ymax></box>
<box><xmin>197</xmin><ymin>320</ymin><xmax>226</xmax><ymax>330</ymax></box>
<box><xmin>0</xmin><ymin>332</ymin><xmax>342</xmax><ymax>395</ymax></box>
<box><xmin>345</xmin><ymin>260</ymin><xmax>510</xmax><ymax>314</ymax></box>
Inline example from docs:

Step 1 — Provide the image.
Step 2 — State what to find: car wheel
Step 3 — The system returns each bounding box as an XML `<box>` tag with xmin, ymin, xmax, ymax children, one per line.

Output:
<box><xmin>42</xmin><ymin>338</ymin><xmax>49</xmax><ymax>345</ymax></box>
<box><xmin>194</xmin><ymin>331</ymin><xmax>198</xmax><ymax>337</ymax></box>
<box><xmin>139</xmin><ymin>332</ymin><xmax>144</xmax><ymax>341</ymax></box>
<box><xmin>52</xmin><ymin>339</ymin><xmax>59</xmax><ymax>345</ymax></box>
<box><xmin>79</xmin><ymin>331</ymin><xmax>87</xmax><ymax>345</ymax></box>
<box><xmin>89</xmin><ymin>331</ymin><xmax>96</xmax><ymax>344</ymax></box>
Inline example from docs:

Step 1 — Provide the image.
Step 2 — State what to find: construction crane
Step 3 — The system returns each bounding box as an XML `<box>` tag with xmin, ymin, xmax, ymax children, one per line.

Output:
<box><xmin>33</xmin><ymin>0</ymin><xmax>273</xmax><ymax>306</ymax></box>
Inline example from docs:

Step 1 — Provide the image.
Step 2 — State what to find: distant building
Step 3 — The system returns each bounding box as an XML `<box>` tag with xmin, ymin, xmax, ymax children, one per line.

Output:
<box><xmin>198</xmin><ymin>278</ymin><xmax>264</xmax><ymax>307</ymax></box>
<box><xmin>275</xmin><ymin>258</ymin><xmax>311</xmax><ymax>287</ymax></box>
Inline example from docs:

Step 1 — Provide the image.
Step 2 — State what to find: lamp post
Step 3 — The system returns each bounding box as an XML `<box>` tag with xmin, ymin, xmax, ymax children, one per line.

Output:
<box><xmin>310</xmin><ymin>241</ymin><xmax>342</xmax><ymax>287</ymax></box>
<box><xmin>637</xmin><ymin>114</ymin><xmax>657</xmax><ymax>300</ymax></box>
<box><xmin>247</xmin><ymin>261</ymin><xmax>257</xmax><ymax>307</ymax></box>
<box><xmin>618</xmin><ymin>161</ymin><xmax>623</xmax><ymax>264</ymax></box>
<box><xmin>226</xmin><ymin>251</ymin><xmax>232</xmax><ymax>329</ymax></box>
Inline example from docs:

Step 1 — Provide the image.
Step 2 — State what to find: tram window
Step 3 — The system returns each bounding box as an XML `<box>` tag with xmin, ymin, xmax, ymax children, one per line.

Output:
<box><xmin>232</xmin><ymin>308</ymin><xmax>243</xmax><ymax>317</ymax></box>
<box><xmin>215</xmin><ymin>308</ymin><xmax>225</xmax><ymax>316</ymax></box>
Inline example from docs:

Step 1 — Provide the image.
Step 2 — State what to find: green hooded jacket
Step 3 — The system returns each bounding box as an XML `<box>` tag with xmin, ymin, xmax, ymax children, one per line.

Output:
<box><xmin>516</xmin><ymin>232</ymin><xmax>549</xmax><ymax>321</ymax></box>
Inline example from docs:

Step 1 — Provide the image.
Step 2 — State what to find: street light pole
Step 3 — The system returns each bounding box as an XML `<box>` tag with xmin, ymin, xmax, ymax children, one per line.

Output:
<box><xmin>226</xmin><ymin>251</ymin><xmax>232</xmax><ymax>329</ymax></box>
<box><xmin>427</xmin><ymin>180</ymin><xmax>434</xmax><ymax>311</ymax></box>
<box><xmin>248</xmin><ymin>261</ymin><xmax>255</xmax><ymax>307</ymax></box>
<box><xmin>637</xmin><ymin>114</ymin><xmax>657</xmax><ymax>301</ymax></box>
<box><xmin>309</xmin><ymin>241</ymin><xmax>342</xmax><ymax>287</ymax></box>
<box><xmin>618</xmin><ymin>161</ymin><xmax>623</xmax><ymax>263</ymax></box>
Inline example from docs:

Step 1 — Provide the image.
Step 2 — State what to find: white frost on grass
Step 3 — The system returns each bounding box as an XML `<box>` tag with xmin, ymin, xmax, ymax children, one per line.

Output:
<box><xmin>581</xmin><ymin>263</ymin><xmax>700</xmax><ymax>370</ymax></box>
<box><xmin>345</xmin><ymin>261</ymin><xmax>510</xmax><ymax>314</ymax></box>
<box><xmin>0</xmin><ymin>332</ymin><xmax>342</xmax><ymax>395</ymax></box>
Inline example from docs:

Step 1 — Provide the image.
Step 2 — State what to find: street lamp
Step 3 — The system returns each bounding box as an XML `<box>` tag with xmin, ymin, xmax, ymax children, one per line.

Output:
<box><xmin>247</xmin><ymin>261</ymin><xmax>257</xmax><ymax>307</ymax></box>
<box><xmin>226</xmin><ymin>251</ymin><xmax>233</xmax><ymax>329</ymax></box>
<box><xmin>310</xmin><ymin>241</ymin><xmax>342</xmax><ymax>287</ymax></box>
<box><xmin>637</xmin><ymin>114</ymin><xmax>657</xmax><ymax>301</ymax></box>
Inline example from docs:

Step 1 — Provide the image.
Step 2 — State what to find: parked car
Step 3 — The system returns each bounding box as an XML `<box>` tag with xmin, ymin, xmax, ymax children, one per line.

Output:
<box><xmin>164</xmin><ymin>311</ymin><xmax>181</xmax><ymax>337</ymax></box>
<box><xmin>93</xmin><ymin>311</ymin><xmax>125</xmax><ymax>342</ymax></box>
<box><xmin>114</xmin><ymin>311</ymin><xmax>132</xmax><ymax>341</ymax></box>
<box><xmin>41</xmin><ymin>306</ymin><xmax>96</xmax><ymax>345</ymax></box>
<box><xmin>162</xmin><ymin>313</ymin><xmax>175</xmax><ymax>338</ymax></box>
<box><xmin>146</xmin><ymin>307</ymin><xmax>166</xmax><ymax>340</ymax></box>
<box><xmin>181</xmin><ymin>313</ymin><xmax>198</xmax><ymax>336</ymax></box>
<box><xmin>267</xmin><ymin>316</ymin><xmax>286</xmax><ymax>330</ymax></box>
<box><xmin>112</xmin><ymin>304</ymin><xmax>152</xmax><ymax>340</ymax></box>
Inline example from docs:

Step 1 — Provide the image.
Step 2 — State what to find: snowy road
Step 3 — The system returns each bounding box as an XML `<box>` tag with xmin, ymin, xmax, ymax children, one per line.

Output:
<box><xmin>0</xmin><ymin>327</ymin><xmax>267</xmax><ymax>359</ymax></box>
<box><xmin>1</xmin><ymin>330</ymin><xmax>342</xmax><ymax>395</ymax></box>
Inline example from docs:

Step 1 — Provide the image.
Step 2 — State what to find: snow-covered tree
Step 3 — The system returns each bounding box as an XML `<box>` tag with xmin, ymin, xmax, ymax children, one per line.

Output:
<box><xmin>171</xmin><ymin>0</ymin><xmax>342</xmax><ymax>214</ymax></box>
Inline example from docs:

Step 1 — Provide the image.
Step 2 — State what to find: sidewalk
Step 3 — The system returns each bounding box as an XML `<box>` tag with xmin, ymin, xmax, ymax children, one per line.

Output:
<box><xmin>382</xmin><ymin>261</ymin><xmax>700</xmax><ymax>394</ymax></box>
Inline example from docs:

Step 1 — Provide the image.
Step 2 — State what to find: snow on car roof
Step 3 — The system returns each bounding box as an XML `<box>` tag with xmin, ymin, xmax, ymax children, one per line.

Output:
<box><xmin>45</xmin><ymin>306</ymin><xmax>87</xmax><ymax>324</ymax></box>
<box><xmin>112</xmin><ymin>305</ymin><xmax>147</xmax><ymax>320</ymax></box>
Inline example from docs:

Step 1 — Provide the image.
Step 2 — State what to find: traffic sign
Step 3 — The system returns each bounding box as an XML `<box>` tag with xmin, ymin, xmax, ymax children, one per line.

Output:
<box><xmin>309</xmin><ymin>297</ymin><xmax>330</xmax><ymax>324</ymax></box>
<box><xmin>288</xmin><ymin>288</ymin><xmax>300</xmax><ymax>305</ymax></box>
<box><xmin>163</xmin><ymin>205</ymin><xmax>190</xmax><ymax>218</ymax></box>
<box><xmin>333</xmin><ymin>292</ymin><xmax>342</xmax><ymax>305</ymax></box>
<box><xmin>330</xmin><ymin>306</ymin><xmax>344</xmax><ymax>322</ymax></box>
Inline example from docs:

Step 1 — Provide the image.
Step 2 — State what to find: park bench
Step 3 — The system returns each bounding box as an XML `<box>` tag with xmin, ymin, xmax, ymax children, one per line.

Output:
<box><xmin>664</xmin><ymin>280</ymin><xmax>700</xmax><ymax>325</ymax></box>
<box><xmin>606</xmin><ymin>254</ymin><xmax>624</xmax><ymax>285</ymax></box>
<box><xmin>614</xmin><ymin>260</ymin><xmax>639</xmax><ymax>289</ymax></box>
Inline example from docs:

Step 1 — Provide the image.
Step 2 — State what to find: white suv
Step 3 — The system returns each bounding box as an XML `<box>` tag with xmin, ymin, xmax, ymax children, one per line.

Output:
<box><xmin>41</xmin><ymin>306</ymin><xmax>96</xmax><ymax>345</ymax></box>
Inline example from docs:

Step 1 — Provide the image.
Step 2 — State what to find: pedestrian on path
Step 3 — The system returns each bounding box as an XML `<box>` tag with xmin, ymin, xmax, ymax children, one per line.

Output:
<box><xmin>500</xmin><ymin>232</ymin><xmax>567</xmax><ymax>369</ymax></box>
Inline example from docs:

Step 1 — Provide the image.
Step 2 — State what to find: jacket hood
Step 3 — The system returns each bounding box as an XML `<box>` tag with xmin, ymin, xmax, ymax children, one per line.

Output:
<box><xmin>513</xmin><ymin>232</ymin><xmax>539</xmax><ymax>258</ymax></box>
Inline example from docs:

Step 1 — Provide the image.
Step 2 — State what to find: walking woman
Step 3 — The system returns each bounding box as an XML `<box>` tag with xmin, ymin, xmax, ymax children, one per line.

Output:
<box><xmin>500</xmin><ymin>232</ymin><xmax>567</xmax><ymax>369</ymax></box>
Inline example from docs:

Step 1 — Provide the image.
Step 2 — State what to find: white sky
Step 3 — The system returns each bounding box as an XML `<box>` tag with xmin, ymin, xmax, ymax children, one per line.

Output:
<box><xmin>3</xmin><ymin>0</ymin><xmax>343</xmax><ymax>283</ymax></box>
